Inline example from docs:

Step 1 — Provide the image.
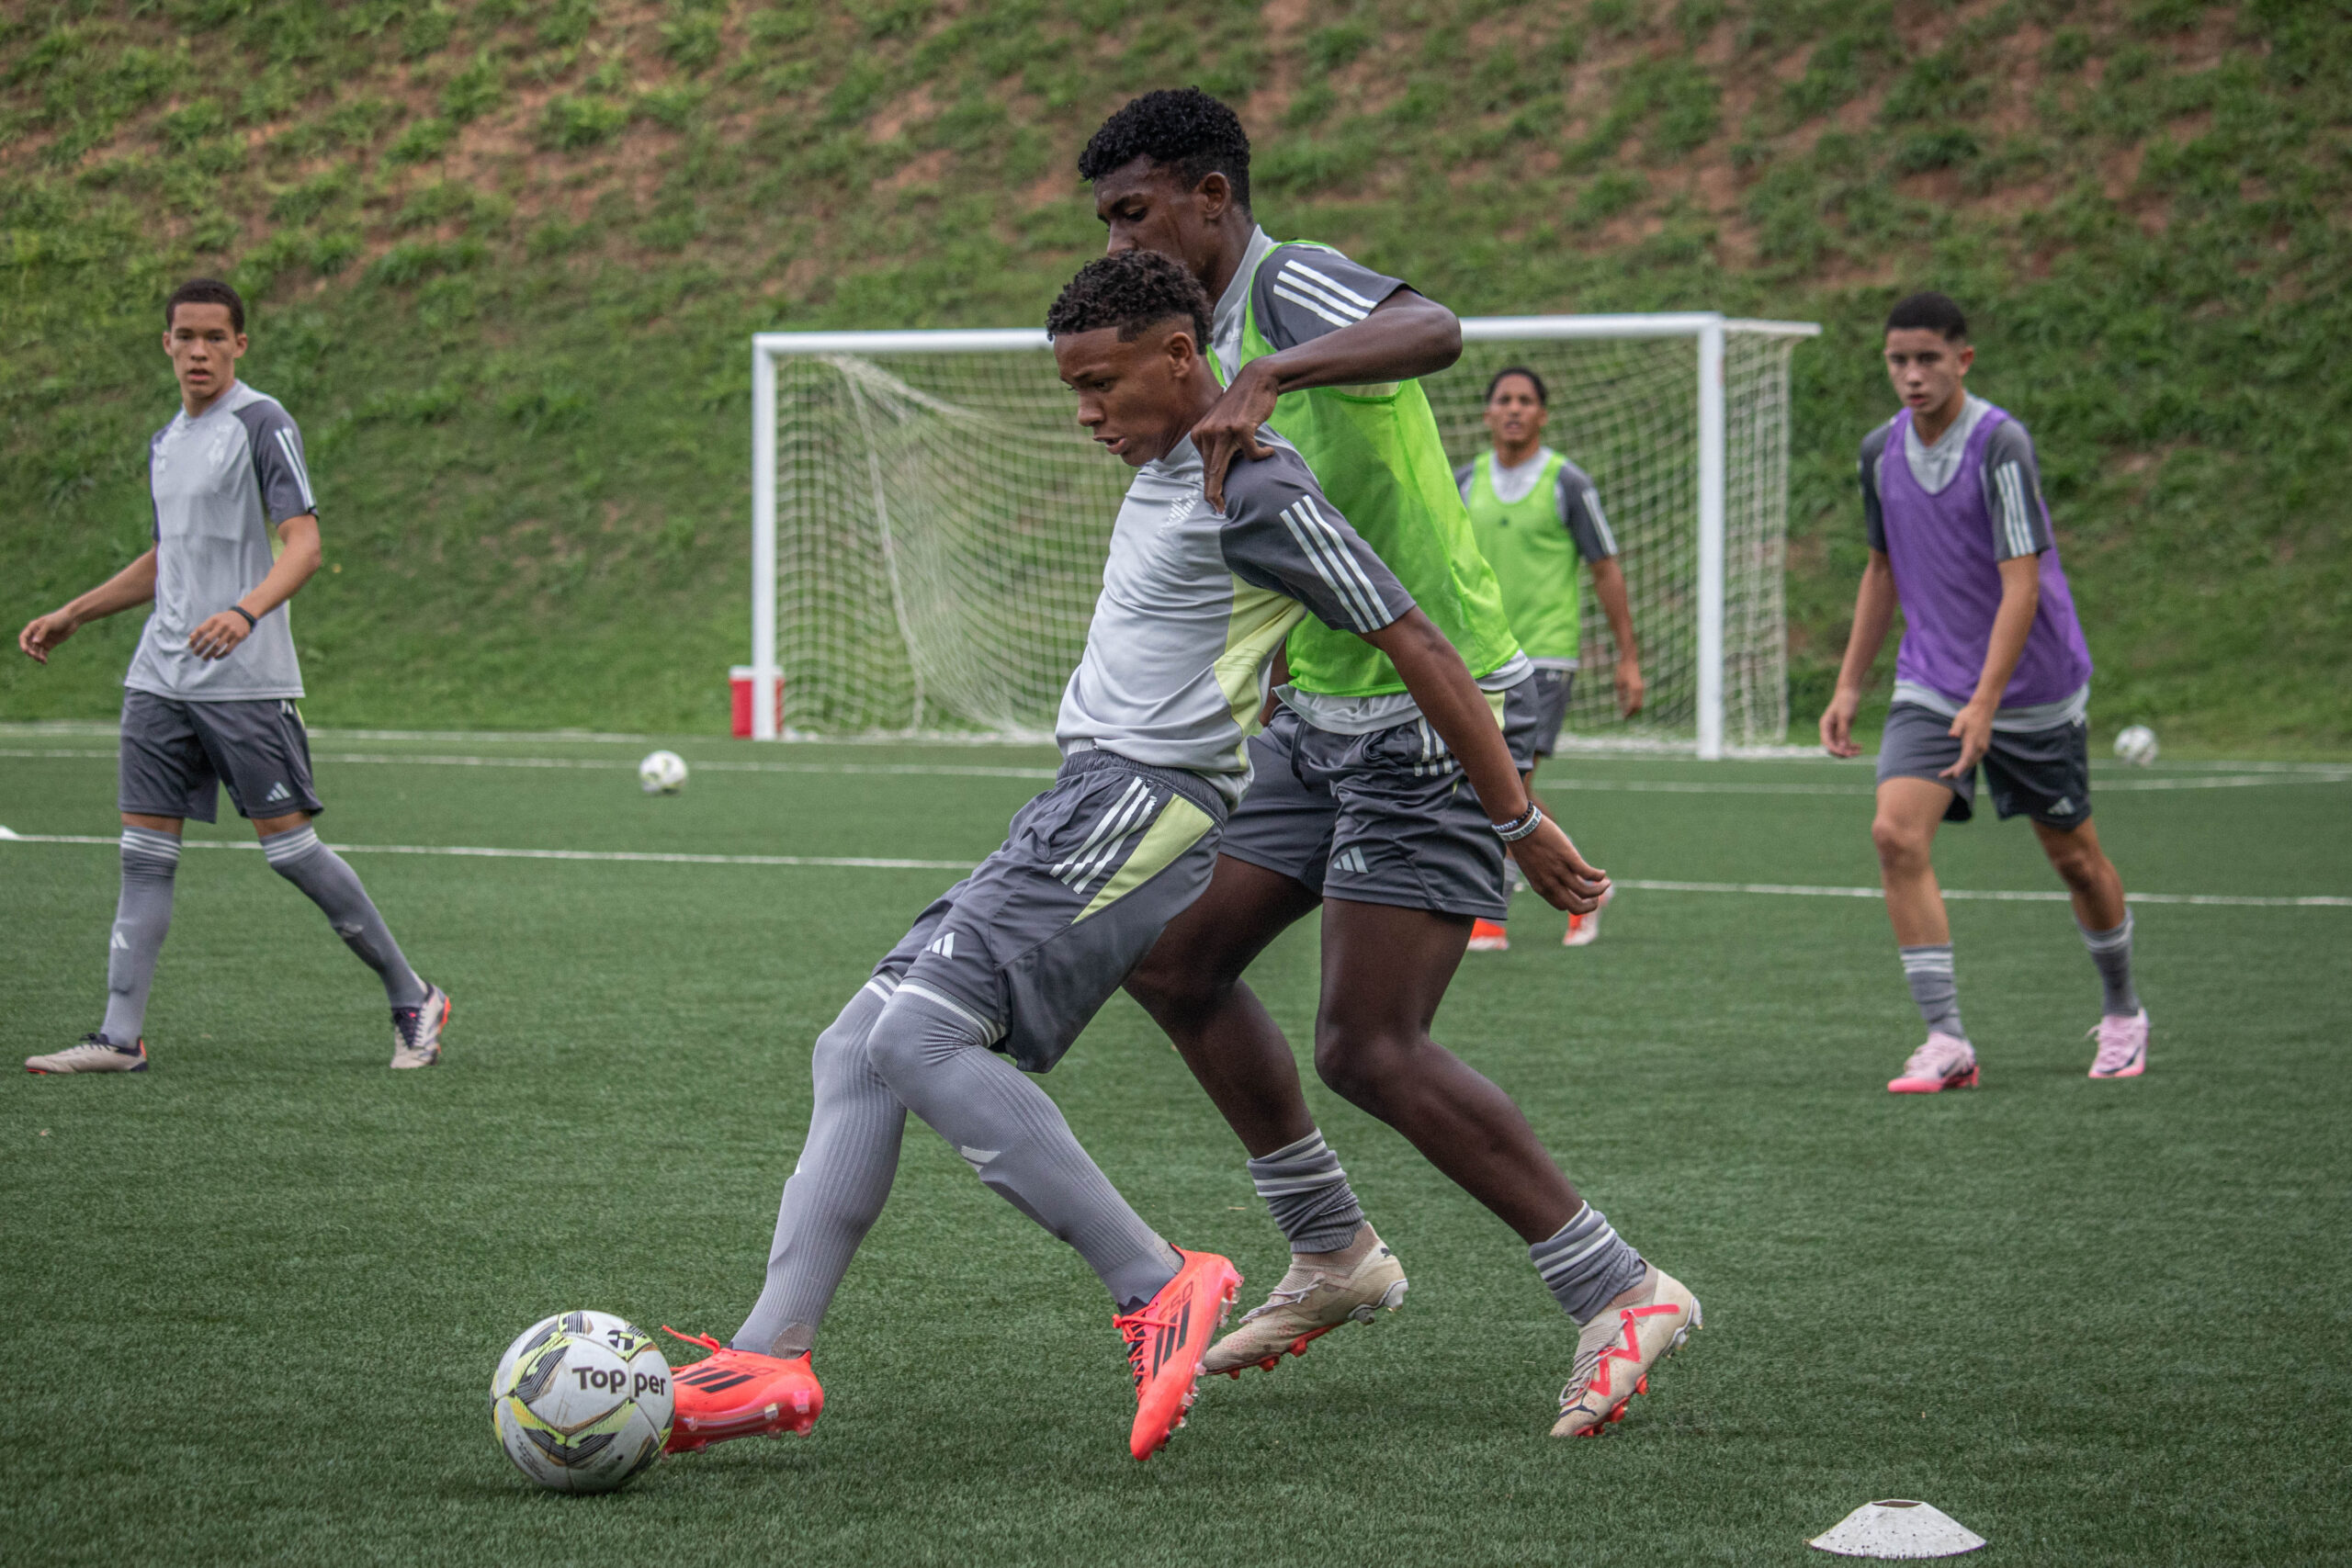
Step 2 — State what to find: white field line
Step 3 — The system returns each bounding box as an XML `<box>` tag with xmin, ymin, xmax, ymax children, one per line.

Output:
<box><xmin>0</xmin><ymin>830</ymin><xmax>970</xmax><ymax>871</ymax></box>
<box><xmin>2</xmin><ymin>830</ymin><xmax>2344</xmax><ymax>906</ymax></box>
<box><xmin>0</xmin><ymin>748</ymin><xmax>1060</xmax><ymax>780</ymax></box>
<box><xmin>5</xmin><ymin>747</ymin><xmax>2346</xmax><ymax>794</ymax></box>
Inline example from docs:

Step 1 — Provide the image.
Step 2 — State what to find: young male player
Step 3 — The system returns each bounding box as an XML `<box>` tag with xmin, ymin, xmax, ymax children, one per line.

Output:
<box><xmin>659</xmin><ymin>252</ymin><xmax>1600</xmax><ymax>1461</ymax></box>
<box><xmin>1080</xmin><ymin>90</ymin><xmax>1701</xmax><ymax>1437</ymax></box>
<box><xmin>1821</xmin><ymin>291</ymin><xmax>2148</xmax><ymax>1090</ymax></box>
<box><xmin>16</xmin><ymin>279</ymin><xmax>448</xmax><ymax>1075</ymax></box>
<box><xmin>1458</xmin><ymin>366</ymin><xmax>1644</xmax><ymax>952</ymax></box>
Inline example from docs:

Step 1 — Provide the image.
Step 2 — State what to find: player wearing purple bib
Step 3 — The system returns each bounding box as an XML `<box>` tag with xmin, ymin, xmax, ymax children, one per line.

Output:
<box><xmin>1821</xmin><ymin>293</ymin><xmax>2149</xmax><ymax>1091</ymax></box>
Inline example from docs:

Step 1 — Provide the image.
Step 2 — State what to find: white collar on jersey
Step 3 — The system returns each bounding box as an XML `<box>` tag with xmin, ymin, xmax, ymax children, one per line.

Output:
<box><xmin>1487</xmin><ymin>446</ymin><xmax>1556</xmax><ymax>505</ymax></box>
<box><xmin>1901</xmin><ymin>393</ymin><xmax>1994</xmax><ymax>496</ymax></box>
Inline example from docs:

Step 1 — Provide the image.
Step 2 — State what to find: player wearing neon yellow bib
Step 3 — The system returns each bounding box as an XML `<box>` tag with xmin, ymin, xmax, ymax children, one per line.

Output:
<box><xmin>1457</xmin><ymin>366</ymin><xmax>1645</xmax><ymax>953</ymax></box>
<box><xmin>1080</xmin><ymin>89</ymin><xmax>1701</xmax><ymax>1440</ymax></box>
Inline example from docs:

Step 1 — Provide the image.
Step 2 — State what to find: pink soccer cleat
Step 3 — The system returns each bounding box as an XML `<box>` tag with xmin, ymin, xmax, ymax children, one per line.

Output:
<box><xmin>2087</xmin><ymin>1010</ymin><xmax>2149</xmax><ymax>1078</ymax></box>
<box><xmin>1887</xmin><ymin>1032</ymin><xmax>1979</xmax><ymax>1094</ymax></box>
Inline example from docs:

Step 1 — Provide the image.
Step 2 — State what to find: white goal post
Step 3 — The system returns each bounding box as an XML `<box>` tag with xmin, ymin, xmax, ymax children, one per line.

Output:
<box><xmin>749</xmin><ymin>312</ymin><xmax>1817</xmax><ymax>757</ymax></box>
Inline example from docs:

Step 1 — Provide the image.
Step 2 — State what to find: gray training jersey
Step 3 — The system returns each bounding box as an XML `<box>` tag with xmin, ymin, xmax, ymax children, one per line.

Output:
<box><xmin>124</xmin><ymin>380</ymin><xmax>317</xmax><ymax>702</ymax></box>
<box><xmin>1057</xmin><ymin>431</ymin><xmax>1416</xmax><ymax>804</ymax></box>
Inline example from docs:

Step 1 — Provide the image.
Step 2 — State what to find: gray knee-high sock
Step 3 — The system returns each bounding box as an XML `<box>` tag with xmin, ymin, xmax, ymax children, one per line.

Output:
<box><xmin>1899</xmin><ymin>944</ymin><xmax>1965</xmax><ymax>1040</ymax></box>
<box><xmin>260</xmin><ymin>826</ymin><xmax>426</xmax><ymax>1008</ymax></box>
<box><xmin>733</xmin><ymin>986</ymin><xmax>908</xmax><ymax>1358</ymax></box>
<box><xmin>1530</xmin><ymin>1203</ymin><xmax>1646</xmax><ymax>1325</ymax></box>
<box><xmin>1248</xmin><ymin>1130</ymin><xmax>1365</xmax><ymax>1254</ymax></box>
<box><xmin>865</xmin><ymin>989</ymin><xmax>1182</xmax><ymax>1312</ymax></box>
<box><xmin>98</xmin><ymin>827</ymin><xmax>181</xmax><ymax>1045</ymax></box>
<box><xmin>2077</xmin><ymin>915</ymin><xmax>2140</xmax><ymax>1017</ymax></box>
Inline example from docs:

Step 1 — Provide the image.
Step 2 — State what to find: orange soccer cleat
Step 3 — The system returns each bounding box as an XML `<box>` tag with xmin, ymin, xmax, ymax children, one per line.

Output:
<box><xmin>660</xmin><ymin>1328</ymin><xmax>825</xmax><ymax>1453</ymax></box>
<box><xmin>1115</xmin><ymin>1248</ymin><xmax>1240</xmax><ymax>1461</ymax></box>
<box><xmin>1467</xmin><ymin>919</ymin><xmax>1510</xmax><ymax>952</ymax></box>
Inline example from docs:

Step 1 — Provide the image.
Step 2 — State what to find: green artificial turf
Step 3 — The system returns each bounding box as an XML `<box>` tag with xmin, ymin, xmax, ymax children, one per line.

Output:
<box><xmin>3</xmin><ymin>732</ymin><xmax>2348</xmax><ymax>1565</ymax></box>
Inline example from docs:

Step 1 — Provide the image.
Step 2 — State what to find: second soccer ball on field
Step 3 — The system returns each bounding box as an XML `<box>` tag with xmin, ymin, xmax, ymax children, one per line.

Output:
<box><xmin>639</xmin><ymin>750</ymin><xmax>689</xmax><ymax>794</ymax></box>
<box><xmin>2112</xmin><ymin>725</ymin><xmax>2159</xmax><ymax>766</ymax></box>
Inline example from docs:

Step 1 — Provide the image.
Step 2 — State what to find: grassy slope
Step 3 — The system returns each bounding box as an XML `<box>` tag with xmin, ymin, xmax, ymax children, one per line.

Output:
<box><xmin>0</xmin><ymin>0</ymin><xmax>2345</xmax><ymax>748</ymax></box>
<box><xmin>3</xmin><ymin>742</ymin><xmax>2348</xmax><ymax>1562</ymax></box>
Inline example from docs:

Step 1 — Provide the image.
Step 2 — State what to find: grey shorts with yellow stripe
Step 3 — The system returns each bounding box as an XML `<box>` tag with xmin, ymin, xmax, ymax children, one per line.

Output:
<box><xmin>869</xmin><ymin>750</ymin><xmax>1228</xmax><ymax>1073</ymax></box>
<box><xmin>1217</xmin><ymin>678</ymin><xmax>1545</xmax><ymax>923</ymax></box>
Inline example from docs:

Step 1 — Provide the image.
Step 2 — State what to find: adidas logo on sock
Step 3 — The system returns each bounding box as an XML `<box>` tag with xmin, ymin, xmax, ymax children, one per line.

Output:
<box><xmin>264</xmin><ymin>782</ymin><xmax>291</xmax><ymax>803</ymax></box>
<box><xmin>924</xmin><ymin>931</ymin><xmax>956</xmax><ymax>959</ymax></box>
<box><xmin>110</xmin><ymin>928</ymin><xmax>130</xmax><ymax>951</ymax></box>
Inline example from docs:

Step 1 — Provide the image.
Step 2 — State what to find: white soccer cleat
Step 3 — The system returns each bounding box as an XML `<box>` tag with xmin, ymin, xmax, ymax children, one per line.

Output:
<box><xmin>390</xmin><ymin>985</ymin><xmax>450</xmax><ymax>1069</ymax></box>
<box><xmin>1202</xmin><ymin>1229</ymin><xmax>1408</xmax><ymax>1376</ymax></box>
<box><xmin>1552</xmin><ymin>1265</ymin><xmax>1702</xmax><ymax>1438</ymax></box>
<box><xmin>2087</xmin><ymin>1010</ymin><xmax>2149</xmax><ymax>1078</ymax></box>
<box><xmin>26</xmin><ymin>1034</ymin><xmax>149</xmax><ymax>1075</ymax></box>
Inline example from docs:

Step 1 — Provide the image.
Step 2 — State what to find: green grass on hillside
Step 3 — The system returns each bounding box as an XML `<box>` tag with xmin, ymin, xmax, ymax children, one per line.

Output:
<box><xmin>2</xmin><ymin>2</ymin><xmax>2347</xmax><ymax>747</ymax></box>
<box><xmin>3</xmin><ymin>738</ymin><xmax>2348</xmax><ymax>1563</ymax></box>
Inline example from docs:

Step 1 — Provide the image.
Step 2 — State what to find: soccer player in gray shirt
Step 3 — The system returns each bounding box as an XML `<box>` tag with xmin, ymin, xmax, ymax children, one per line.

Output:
<box><xmin>16</xmin><ymin>278</ymin><xmax>447</xmax><ymax>1075</ymax></box>
<box><xmin>657</xmin><ymin>251</ymin><xmax>1607</xmax><ymax>1464</ymax></box>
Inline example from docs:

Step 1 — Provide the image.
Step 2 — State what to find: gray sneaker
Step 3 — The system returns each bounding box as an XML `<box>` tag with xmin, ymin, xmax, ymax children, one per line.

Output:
<box><xmin>27</xmin><ymin>1034</ymin><xmax>149</xmax><ymax>1075</ymax></box>
<box><xmin>390</xmin><ymin>986</ymin><xmax>449</xmax><ymax>1070</ymax></box>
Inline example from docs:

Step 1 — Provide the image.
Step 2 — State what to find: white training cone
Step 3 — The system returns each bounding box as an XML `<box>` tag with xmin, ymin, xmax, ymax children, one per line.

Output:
<box><xmin>1809</xmin><ymin>1500</ymin><xmax>1986</xmax><ymax>1559</ymax></box>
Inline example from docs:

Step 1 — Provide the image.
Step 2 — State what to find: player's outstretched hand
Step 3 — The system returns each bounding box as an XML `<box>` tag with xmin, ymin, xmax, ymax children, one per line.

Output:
<box><xmin>1819</xmin><ymin>688</ymin><xmax>1862</xmax><ymax>758</ymax></box>
<box><xmin>1510</xmin><ymin>818</ymin><xmax>1610</xmax><ymax>915</ymax></box>
<box><xmin>1191</xmin><ymin>358</ymin><xmax>1280</xmax><ymax>513</ymax></box>
<box><xmin>17</xmin><ymin>609</ymin><xmax>76</xmax><ymax>665</ymax></box>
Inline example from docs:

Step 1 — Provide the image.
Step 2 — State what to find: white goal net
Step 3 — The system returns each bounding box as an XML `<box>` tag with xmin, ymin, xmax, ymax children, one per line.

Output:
<box><xmin>752</xmin><ymin>314</ymin><xmax>1815</xmax><ymax>756</ymax></box>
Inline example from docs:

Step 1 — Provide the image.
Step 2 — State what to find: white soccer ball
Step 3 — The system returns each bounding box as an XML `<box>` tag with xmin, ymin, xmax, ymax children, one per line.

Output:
<box><xmin>638</xmin><ymin>750</ymin><xmax>688</xmax><ymax>795</ymax></box>
<box><xmin>491</xmin><ymin>1310</ymin><xmax>673</xmax><ymax>1494</ymax></box>
<box><xmin>2112</xmin><ymin>724</ymin><xmax>2159</xmax><ymax>767</ymax></box>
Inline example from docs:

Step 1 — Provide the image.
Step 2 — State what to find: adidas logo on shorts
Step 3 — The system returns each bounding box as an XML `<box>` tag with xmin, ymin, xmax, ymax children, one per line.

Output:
<box><xmin>924</xmin><ymin>931</ymin><xmax>956</xmax><ymax>959</ymax></box>
<box><xmin>1332</xmin><ymin>846</ymin><xmax>1371</xmax><ymax>875</ymax></box>
<box><xmin>265</xmin><ymin>781</ymin><xmax>292</xmax><ymax>803</ymax></box>
<box><xmin>2048</xmin><ymin>796</ymin><xmax>2076</xmax><ymax>816</ymax></box>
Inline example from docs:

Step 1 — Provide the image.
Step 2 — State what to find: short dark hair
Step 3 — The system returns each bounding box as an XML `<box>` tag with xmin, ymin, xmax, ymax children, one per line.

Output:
<box><xmin>1078</xmin><ymin>87</ymin><xmax>1252</xmax><ymax>215</ymax></box>
<box><xmin>1485</xmin><ymin>366</ymin><xmax>1547</xmax><ymax>406</ymax></box>
<box><xmin>166</xmin><ymin>277</ymin><xmax>245</xmax><ymax>333</ymax></box>
<box><xmin>1046</xmin><ymin>250</ymin><xmax>1215</xmax><ymax>349</ymax></box>
<box><xmin>1885</xmin><ymin>290</ymin><xmax>1967</xmax><ymax>342</ymax></box>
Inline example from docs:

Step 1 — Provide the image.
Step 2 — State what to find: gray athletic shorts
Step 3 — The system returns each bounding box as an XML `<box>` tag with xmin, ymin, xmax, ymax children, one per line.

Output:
<box><xmin>872</xmin><ymin>750</ymin><xmax>1227</xmax><ymax>1073</ymax></box>
<box><xmin>1217</xmin><ymin>682</ymin><xmax>1545</xmax><ymax>923</ymax></box>
<box><xmin>118</xmin><ymin>689</ymin><xmax>323</xmax><ymax>824</ymax></box>
<box><xmin>1525</xmin><ymin>668</ymin><xmax>1576</xmax><ymax>759</ymax></box>
<box><xmin>1876</xmin><ymin>701</ymin><xmax>2093</xmax><ymax>828</ymax></box>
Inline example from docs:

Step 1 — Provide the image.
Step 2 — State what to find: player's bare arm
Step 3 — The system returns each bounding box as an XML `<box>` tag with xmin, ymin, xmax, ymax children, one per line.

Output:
<box><xmin>1940</xmin><ymin>553</ymin><xmax>2041</xmax><ymax>776</ymax></box>
<box><xmin>1190</xmin><ymin>292</ymin><xmax>1460</xmax><ymax>509</ymax></box>
<box><xmin>1822</xmin><ymin>549</ymin><xmax>1900</xmax><ymax>757</ymax></box>
<box><xmin>188</xmin><ymin>513</ymin><xmax>321</xmax><ymax>660</ymax></box>
<box><xmin>17</xmin><ymin>550</ymin><xmax>159</xmax><ymax>664</ymax></box>
<box><xmin>1363</xmin><ymin>611</ymin><xmax>1608</xmax><ymax>914</ymax></box>
<box><xmin>1589</xmin><ymin>556</ymin><xmax>1645</xmax><ymax>716</ymax></box>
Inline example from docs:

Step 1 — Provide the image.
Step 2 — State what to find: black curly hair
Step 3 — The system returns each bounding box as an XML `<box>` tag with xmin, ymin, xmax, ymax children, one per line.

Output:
<box><xmin>1077</xmin><ymin>87</ymin><xmax>1252</xmax><ymax>215</ymax></box>
<box><xmin>1046</xmin><ymin>250</ymin><xmax>1214</xmax><ymax>348</ymax></box>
